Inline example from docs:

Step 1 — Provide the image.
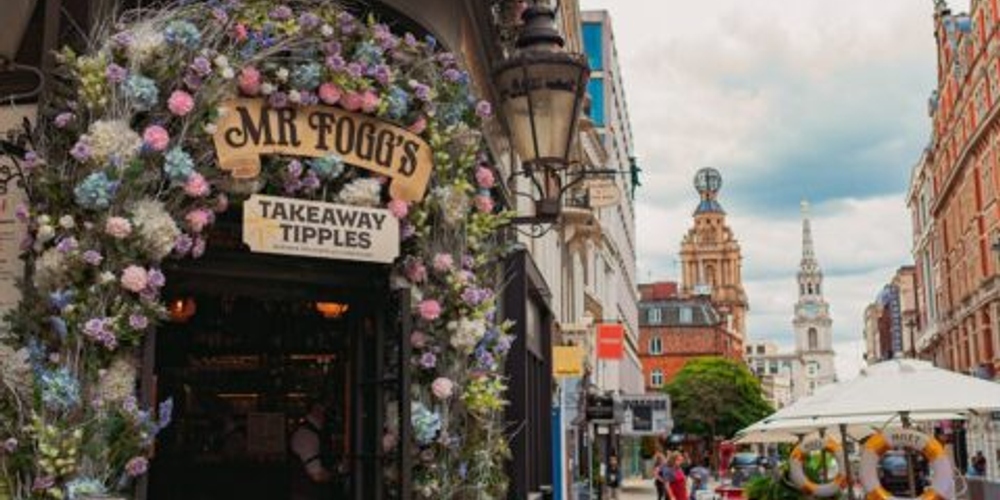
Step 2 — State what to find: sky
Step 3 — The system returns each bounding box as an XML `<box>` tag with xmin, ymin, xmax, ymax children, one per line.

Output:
<box><xmin>578</xmin><ymin>0</ymin><xmax>969</xmax><ymax>380</ymax></box>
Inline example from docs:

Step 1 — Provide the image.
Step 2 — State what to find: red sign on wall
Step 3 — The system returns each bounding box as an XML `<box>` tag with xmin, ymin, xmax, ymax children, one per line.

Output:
<box><xmin>596</xmin><ymin>323</ymin><xmax>625</xmax><ymax>360</ymax></box>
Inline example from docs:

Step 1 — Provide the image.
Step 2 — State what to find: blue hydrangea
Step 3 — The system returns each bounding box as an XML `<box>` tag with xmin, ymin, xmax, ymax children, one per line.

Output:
<box><xmin>307</xmin><ymin>154</ymin><xmax>345</xmax><ymax>179</ymax></box>
<box><xmin>385</xmin><ymin>86</ymin><xmax>410</xmax><ymax>120</ymax></box>
<box><xmin>65</xmin><ymin>478</ymin><xmax>106</xmax><ymax>500</ymax></box>
<box><xmin>437</xmin><ymin>100</ymin><xmax>468</xmax><ymax>128</ymax></box>
<box><xmin>164</xmin><ymin>147</ymin><xmax>195</xmax><ymax>183</ymax></box>
<box><xmin>290</xmin><ymin>62</ymin><xmax>323</xmax><ymax>90</ymax></box>
<box><xmin>40</xmin><ymin>367</ymin><xmax>80</xmax><ymax>411</ymax></box>
<box><xmin>411</xmin><ymin>402</ymin><xmax>441</xmax><ymax>445</ymax></box>
<box><xmin>123</xmin><ymin>74</ymin><xmax>159</xmax><ymax>111</ymax></box>
<box><xmin>73</xmin><ymin>171</ymin><xmax>117</xmax><ymax>210</ymax></box>
<box><xmin>164</xmin><ymin>20</ymin><xmax>201</xmax><ymax>48</ymax></box>
<box><xmin>352</xmin><ymin>41</ymin><xmax>385</xmax><ymax>67</ymax></box>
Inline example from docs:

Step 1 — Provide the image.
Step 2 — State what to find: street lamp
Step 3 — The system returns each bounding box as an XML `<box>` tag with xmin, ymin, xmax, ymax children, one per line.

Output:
<box><xmin>493</xmin><ymin>4</ymin><xmax>590</xmax><ymax>225</ymax></box>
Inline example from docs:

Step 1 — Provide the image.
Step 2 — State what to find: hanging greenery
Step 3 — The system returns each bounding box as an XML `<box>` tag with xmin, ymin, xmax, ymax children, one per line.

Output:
<box><xmin>0</xmin><ymin>1</ymin><xmax>514</xmax><ymax>498</ymax></box>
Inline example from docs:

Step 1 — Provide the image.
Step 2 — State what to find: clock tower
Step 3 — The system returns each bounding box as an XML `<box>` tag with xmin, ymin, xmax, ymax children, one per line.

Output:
<box><xmin>792</xmin><ymin>200</ymin><xmax>836</xmax><ymax>398</ymax></box>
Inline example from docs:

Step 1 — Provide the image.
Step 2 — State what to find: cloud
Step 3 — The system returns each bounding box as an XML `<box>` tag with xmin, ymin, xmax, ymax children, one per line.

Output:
<box><xmin>581</xmin><ymin>0</ymin><xmax>937</xmax><ymax>380</ymax></box>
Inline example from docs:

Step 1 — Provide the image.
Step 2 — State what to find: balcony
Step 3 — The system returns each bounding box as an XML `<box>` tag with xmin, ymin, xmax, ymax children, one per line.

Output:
<box><xmin>562</xmin><ymin>187</ymin><xmax>601</xmax><ymax>242</ymax></box>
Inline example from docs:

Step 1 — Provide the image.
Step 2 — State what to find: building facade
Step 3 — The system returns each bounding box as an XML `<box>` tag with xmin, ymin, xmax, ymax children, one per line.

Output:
<box><xmin>744</xmin><ymin>342</ymin><xmax>796</xmax><ymax>410</ymax></box>
<box><xmin>863</xmin><ymin>267</ymin><xmax>919</xmax><ymax>363</ymax></box>
<box><xmin>678</xmin><ymin>168</ymin><xmax>748</xmax><ymax>346</ymax></box>
<box><xmin>906</xmin><ymin>0</ymin><xmax>1000</xmax><ymax>483</ymax></box>
<box><xmin>638</xmin><ymin>282</ymin><xmax>742</xmax><ymax>389</ymax></box>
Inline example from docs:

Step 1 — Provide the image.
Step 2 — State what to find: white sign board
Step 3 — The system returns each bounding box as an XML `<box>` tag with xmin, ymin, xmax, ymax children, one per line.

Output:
<box><xmin>243</xmin><ymin>195</ymin><xmax>399</xmax><ymax>263</ymax></box>
<box><xmin>621</xmin><ymin>395</ymin><xmax>673</xmax><ymax>436</ymax></box>
<box><xmin>587</xmin><ymin>179</ymin><xmax>621</xmax><ymax>208</ymax></box>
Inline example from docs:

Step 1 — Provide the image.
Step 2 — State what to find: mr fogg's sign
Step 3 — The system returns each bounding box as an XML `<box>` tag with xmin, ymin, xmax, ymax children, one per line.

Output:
<box><xmin>243</xmin><ymin>195</ymin><xmax>399</xmax><ymax>264</ymax></box>
<box><xmin>214</xmin><ymin>99</ymin><xmax>434</xmax><ymax>202</ymax></box>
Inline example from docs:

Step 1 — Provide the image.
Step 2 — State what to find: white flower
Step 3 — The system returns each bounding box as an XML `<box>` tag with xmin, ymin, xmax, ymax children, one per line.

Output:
<box><xmin>288</xmin><ymin>90</ymin><xmax>302</xmax><ymax>103</ymax></box>
<box><xmin>320</xmin><ymin>24</ymin><xmax>334</xmax><ymax>37</ymax></box>
<box><xmin>127</xmin><ymin>23</ymin><xmax>165</xmax><ymax>65</ymax></box>
<box><xmin>130</xmin><ymin>200</ymin><xmax>181</xmax><ymax>260</ymax></box>
<box><xmin>58</xmin><ymin>215</ymin><xmax>75</xmax><ymax>229</ymax></box>
<box><xmin>204</xmin><ymin>123</ymin><xmax>218</xmax><ymax>135</ymax></box>
<box><xmin>0</xmin><ymin>343</ymin><xmax>32</xmax><ymax>396</ymax></box>
<box><xmin>36</xmin><ymin>214</ymin><xmax>51</xmax><ymax>225</ymax></box>
<box><xmin>434</xmin><ymin>186</ymin><xmax>470</xmax><ymax>226</ymax></box>
<box><xmin>213</xmin><ymin>54</ymin><xmax>230</xmax><ymax>69</ymax></box>
<box><xmin>447</xmin><ymin>318</ymin><xmax>486</xmax><ymax>353</ymax></box>
<box><xmin>85</xmin><ymin>119</ymin><xmax>142</xmax><ymax>166</ymax></box>
<box><xmin>97</xmin><ymin>357</ymin><xmax>137</xmax><ymax>404</ymax></box>
<box><xmin>34</xmin><ymin>248</ymin><xmax>69</xmax><ymax>291</ymax></box>
<box><xmin>260</xmin><ymin>82</ymin><xmax>275</xmax><ymax>95</ymax></box>
<box><xmin>276</xmin><ymin>67</ymin><xmax>289</xmax><ymax>82</ymax></box>
<box><xmin>37</xmin><ymin>224</ymin><xmax>55</xmax><ymax>243</ymax></box>
<box><xmin>337</xmin><ymin>178</ymin><xmax>382</xmax><ymax>207</ymax></box>
<box><xmin>221</xmin><ymin>67</ymin><xmax>235</xmax><ymax>80</ymax></box>
<box><xmin>99</xmin><ymin>271</ymin><xmax>117</xmax><ymax>284</ymax></box>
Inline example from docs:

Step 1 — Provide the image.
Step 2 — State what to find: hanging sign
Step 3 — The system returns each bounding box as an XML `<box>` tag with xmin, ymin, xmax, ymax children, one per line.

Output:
<box><xmin>621</xmin><ymin>395</ymin><xmax>673</xmax><ymax>436</ymax></box>
<box><xmin>214</xmin><ymin>99</ymin><xmax>434</xmax><ymax>202</ymax></box>
<box><xmin>587</xmin><ymin>178</ymin><xmax>621</xmax><ymax>208</ymax></box>
<box><xmin>596</xmin><ymin>323</ymin><xmax>625</xmax><ymax>360</ymax></box>
<box><xmin>553</xmin><ymin>345</ymin><xmax>585</xmax><ymax>378</ymax></box>
<box><xmin>243</xmin><ymin>195</ymin><xmax>399</xmax><ymax>264</ymax></box>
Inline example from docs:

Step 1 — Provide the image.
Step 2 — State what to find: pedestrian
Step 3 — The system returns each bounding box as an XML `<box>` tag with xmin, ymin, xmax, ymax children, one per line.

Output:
<box><xmin>289</xmin><ymin>398</ymin><xmax>337</xmax><ymax>500</ymax></box>
<box><xmin>606</xmin><ymin>454</ymin><xmax>622</xmax><ymax>499</ymax></box>
<box><xmin>972</xmin><ymin>451</ymin><xmax>987</xmax><ymax>477</ymax></box>
<box><xmin>654</xmin><ymin>452</ymin><xmax>668</xmax><ymax>500</ymax></box>
<box><xmin>661</xmin><ymin>452</ymin><xmax>689</xmax><ymax>500</ymax></box>
<box><xmin>688</xmin><ymin>457</ymin><xmax>711</xmax><ymax>500</ymax></box>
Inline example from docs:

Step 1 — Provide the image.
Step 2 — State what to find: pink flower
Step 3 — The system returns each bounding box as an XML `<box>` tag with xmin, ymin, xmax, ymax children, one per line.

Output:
<box><xmin>407</xmin><ymin>115</ymin><xmax>427</xmax><ymax>135</ymax></box>
<box><xmin>318</xmin><ymin>83</ymin><xmax>342</xmax><ymax>105</ymax></box>
<box><xmin>410</xmin><ymin>330</ymin><xmax>428</xmax><ymax>349</ymax></box>
<box><xmin>361</xmin><ymin>90</ymin><xmax>380</xmax><ymax>113</ymax></box>
<box><xmin>120</xmin><ymin>265</ymin><xmax>149</xmax><ymax>293</ymax></box>
<box><xmin>431</xmin><ymin>377</ymin><xmax>455</xmax><ymax>399</ymax></box>
<box><xmin>387</xmin><ymin>199</ymin><xmax>408</xmax><ymax>219</ymax></box>
<box><xmin>475</xmin><ymin>166</ymin><xmax>496</xmax><ymax>189</ymax></box>
<box><xmin>105</xmin><ymin>217</ymin><xmax>133</xmax><ymax>239</ymax></box>
<box><xmin>184</xmin><ymin>172</ymin><xmax>211</xmax><ymax>197</ymax></box>
<box><xmin>405</xmin><ymin>261</ymin><xmax>427</xmax><ymax>283</ymax></box>
<box><xmin>168</xmin><ymin>90</ymin><xmax>195</xmax><ymax>116</ymax></box>
<box><xmin>418</xmin><ymin>299</ymin><xmax>441</xmax><ymax>321</ymax></box>
<box><xmin>233</xmin><ymin>23</ymin><xmax>249</xmax><ymax>42</ymax></box>
<box><xmin>432</xmin><ymin>253</ymin><xmax>454</xmax><ymax>272</ymax></box>
<box><xmin>382</xmin><ymin>432</ymin><xmax>398</xmax><ymax>452</ymax></box>
<box><xmin>143</xmin><ymin>125</ymin><xmax>170</xmax><ymax>152</ymax></box>
<box><xmin>238</xmin><ymin>66</ymin><xmax>261</xmax><ymax>96</ymax></box>
<box><xmin>185</xmin><ymin>209</ymin><xmax>214</xmax><ymax>233</ymax></box>
<box><xmin>474</xmin><ymin>195</ymin><xmax>494</xmax><ymax>213</ymax></box>
<box><xmin>340</xmin><ymin>91</ymin><xmax>363</xmax><ymax>111</ymax></box>
<box><xmin>125</xmin><ymin>456</ymin><xmax>149</xmax><ymax>477</ymax></box>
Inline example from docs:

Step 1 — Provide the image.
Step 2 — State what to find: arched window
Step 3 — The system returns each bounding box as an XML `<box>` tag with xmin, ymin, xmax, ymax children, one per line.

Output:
<box><xmin>651</xmin><ymin>369</ymin><xmax>664</xmax><ymax>388</ymax></box>
<box><xmin>808</xmin><ymin>328</ymin><xmax>819</xmax><ymax>350</ymax></box>
<box><xmin>649</xmin><ymin>337</ymin><xmax>662</xmax><ymax>355</ymax></box>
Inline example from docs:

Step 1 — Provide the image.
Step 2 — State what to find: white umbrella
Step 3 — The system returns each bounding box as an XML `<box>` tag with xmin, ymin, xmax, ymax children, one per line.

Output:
<box><xmin>771</xmin><ymin>359</ymin><xmax>1000</xmax><ymax>420</ymax></box>
<box><xmin>734</xmin><ymin>412</ymin><xmax>965</xmax><ymax>444</ymax></box>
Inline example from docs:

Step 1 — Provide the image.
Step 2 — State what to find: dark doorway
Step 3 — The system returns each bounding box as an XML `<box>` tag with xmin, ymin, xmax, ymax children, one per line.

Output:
<box><xmin>145</xmin><ymin>220</ymin><xmax>400</xmax><ymax>500</ymax></box>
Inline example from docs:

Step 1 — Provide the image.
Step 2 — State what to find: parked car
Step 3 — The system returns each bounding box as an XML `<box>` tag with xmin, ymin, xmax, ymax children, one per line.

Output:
<box><xmin>879</xmin><ymin>451</ymin><xmax>928</xmax><ymax>496</ymax></box>
<box><xmin>729</xmin><ymin>452</ymin><xmax>763</xmax><ymax>487</ymax></box>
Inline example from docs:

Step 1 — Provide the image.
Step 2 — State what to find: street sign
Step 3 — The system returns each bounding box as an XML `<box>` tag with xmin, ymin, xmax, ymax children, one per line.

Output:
<box><xmin>587</xmin><ymin>178</ymin><xmax>621</xmax><ymax>208</ymax></box>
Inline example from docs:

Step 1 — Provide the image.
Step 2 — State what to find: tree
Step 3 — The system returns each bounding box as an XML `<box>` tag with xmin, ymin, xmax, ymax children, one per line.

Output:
<box><xmin>664</xmin><ymin>357</ymin><xmax>773</xmax><ymax>439</ymax></box>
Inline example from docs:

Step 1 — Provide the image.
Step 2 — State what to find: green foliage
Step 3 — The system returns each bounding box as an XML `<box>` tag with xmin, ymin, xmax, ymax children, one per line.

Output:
<box><xmin>664</xmin><ymin>357</ymin><xmax>773</xmax><ymax>438</ymax></box>
<box><xmin>744</xmin><ymin>471</ymin><xmax>807</xmax><ymax>500</ymax></box>
<box><xmin>640</xmin><ymin>436</ymin><xmax>658</xmax><ymax>459</ymax></box>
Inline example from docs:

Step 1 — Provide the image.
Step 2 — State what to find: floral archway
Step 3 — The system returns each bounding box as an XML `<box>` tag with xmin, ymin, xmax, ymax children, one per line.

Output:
<box><xmin>0</xmin><ymin>1</ymin><xmax>513</xmax><ymax>499</ymax></box>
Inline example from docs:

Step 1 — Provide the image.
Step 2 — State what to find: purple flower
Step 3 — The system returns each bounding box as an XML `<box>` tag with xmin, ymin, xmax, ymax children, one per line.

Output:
<box><xmin>325</xmin><ymin>54</ymin><xmax>346</xmax><ymax>71</ymax></box>
<box><xmin>443</xmin><ymin>68</ymin><xmax>462</xmax><ymax>82</ymax></box>
<box><xmin>298</xmin><ymin>90</ymin><xmax>318</xmax><ymax>106</ymax></box>
<box><xmin>56</xmin><ymin>237</ymin><xmax>78</xmax><ymax>253</ymax></box>
<box><xmin>129</xmin><ymin>314</ymin><xmax>149</xmax><ymax>330</ymax></box>
<box><xmin>183</xmin><ymin>72</ymin><xmax>203</xmax><ymax>91</ymax></box>
<box><xmin>83</xmin><ymin>317</ymin><xmax>117</xmax><ymax>350</ymax></box>
<box><xmin>410</xmin><ymin>80</ymin><xmax>431</xmax><ymax>101</ymax></box>
<box><xmin>373</xmin><ymin>65</ymin><xmax>391</xmax><ymax>85</ymax></box>
<box><xmin>192</xmin><ymin>237</ymin><xmax>206</xmax><ymax>258</ymax></box>
<box><xmin>122</xmin><ymin>395</ymin><xmax>139</xmax><ymax>416</ymax></box>
<box><xmin>83</xmin><ymin>250</ymin><xmax>103</xmax><ymax>265</ymax></box>
<box><xmin>403</xmin><ymin>33</ymin><xmax>418</xmax><ymax>48</ymax></box>
<box><xmin>322</xmin><ymin>41</ymin><xmax>342</xmax><ymax>56</ymax></box>
<box><xmin>437</xmin><ymin>52</ymin><xmax>457</xmax><ymax>66</ymax></box>
<box><xmin>54</xmin><ymin>112</ymin><xmax>75</xmax><ymax>128</ymax></box>
<box><xmin>476</xmin><ymin>100</ymin><xmax>492</xmax><ymax>118</ymax></box>
<box><xmin>125</xmin><ymin>456</ymin><xmax>149</xmax><ymax>477</ymax></box>
<box><xmin>211</xmin><ymin>7</ymin><xmax>229</xmax><ymax>24</ymax></box>
<box><xmin>299</xmin><ymin>12</ymin><xmax>321</xmax><ymax>29</ymax></box>
<box><xmin>174</xmin><ymin>234</ymin><xmax>194</xmax><ymax>256</ymax></box>
<box><xmin>338</xmin><ymin>12</ymin><xmax>357</xmax><ymax>34</ymax></box>
<box><xmin>269</xmin><ymin>5</ymin><xmax>293</xmax><ymax>20</ymax></box>
<box><xmin>190</xmin><ymin>56</ymin><xmax>212</xmax><ymax>76</ymax></box>
<box><xmin>106</xmin><ymin>63</ymin><xmax>128</xmax><ymax>83</ymax></box>
<box><xmin>22</xmin><ymin>151</ymin><xmax>39</xmax><ymax>171</ymax></box>
<box><xmin>419</xmin><ymin>351</ymin><xmax>437</xmax><ymax>369</ymax></box>
<box><xmin>268</xmin><ymin>91</ymin><xmax>289</xmax><ymax>109</ymax></box>
<box><xmin>302</xmin><ymin>170</ymin><xmax>321</xmax><ymax>191</ymax></box>
<box><xmin>147</xmin><ymin>268</ymin><xmax>166</xmax><ymax>288</ymax></box>
<box><xmin>70</xmin><ymin>140</ymin><xmax>92</xmax><ymax>162</ymax></box>
<box><xmin>32</xmin><ymin>476</ymin><xmax>55</xmax><ymax>491</ymax></box>
<box><xmin>286</xmin><ymin>159</ymin><xmax>303</xmax><ymax>177</ymax></box>
<box><xmin>111</xmin><ymin>31</ymin><xmax>135</xmax><ymax>48</ymax></box>
<box><xmin>346</xmin><ymin>63</ymin><xmax>363</xmax><ymax>79</ymax></box>
<box><xmin>158</xmin><ymin>397</ymin><xmax>174</xmax><ymax>429</ymax></box>
<box><xmin>401</xmin><ymin>223</ymin><xmax>416</xmax><ymax>239</ymax></box>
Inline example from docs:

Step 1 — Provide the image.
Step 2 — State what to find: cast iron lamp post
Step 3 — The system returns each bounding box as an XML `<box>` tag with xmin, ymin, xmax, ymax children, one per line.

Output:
<box><xmin>492</xmin><ymin>4</ymin><xmax>590</xmax><ymax>227</ymax></box>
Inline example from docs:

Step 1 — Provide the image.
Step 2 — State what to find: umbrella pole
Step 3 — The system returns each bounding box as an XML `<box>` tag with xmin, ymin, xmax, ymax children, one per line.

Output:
<box><xmin>902</xmin><ymin>412</ymin><xmax>917</xmax><ymax>497</ymax></box>
<box><xmin>840</xmin><ymin>424</ymin><xmax>856</xmax><ymax>500</ymax></box>
<box><xmin>819</xmin><ymin>428</ymin><xmax>829</xmax><ymax>482</ymax></box>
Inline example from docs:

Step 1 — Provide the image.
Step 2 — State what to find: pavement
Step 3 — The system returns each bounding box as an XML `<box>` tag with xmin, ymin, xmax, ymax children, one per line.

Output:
<box><xmin>616</xmin><ymin>478</ymin><xmax>658</xmax><ymax>499</ymax></box>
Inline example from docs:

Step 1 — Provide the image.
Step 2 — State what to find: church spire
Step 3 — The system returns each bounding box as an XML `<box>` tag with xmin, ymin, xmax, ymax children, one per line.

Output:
<box><xmin>801</xmin><ymin>200</ymin><xmax>816</xmax><ymax>267</ymax></box>
<box><xmin>798</xmin><ymin>199</ymin><xmax>823</xmax><ymax>299</ymax></box>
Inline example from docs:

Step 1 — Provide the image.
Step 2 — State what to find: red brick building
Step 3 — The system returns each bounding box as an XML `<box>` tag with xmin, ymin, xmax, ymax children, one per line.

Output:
<box><xmin>638</xmin><ymin>282</ymin><xmax>743</xmax><ymax>390</ymax></box>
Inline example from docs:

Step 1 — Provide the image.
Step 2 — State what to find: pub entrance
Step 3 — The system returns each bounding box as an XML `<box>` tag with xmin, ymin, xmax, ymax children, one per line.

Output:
<box><xmin>145</xmin><ymin>218</ymin><xmax>406</xmax><ymax>500</ymax></box>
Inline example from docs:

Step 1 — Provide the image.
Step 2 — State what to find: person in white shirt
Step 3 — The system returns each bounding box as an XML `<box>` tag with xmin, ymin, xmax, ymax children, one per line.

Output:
<box><xmin>290</xmin><ymin>399</ymin><xmax>335</xmax><ymax>500</ymax></box>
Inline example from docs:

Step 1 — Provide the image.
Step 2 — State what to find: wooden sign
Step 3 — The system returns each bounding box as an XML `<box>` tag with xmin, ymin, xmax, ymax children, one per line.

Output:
<box><xmin>587</xmin><ymin>178</ymin><xmax>621</xmax><ymax>208</ymax></box>
<box><xmin>243</xmin><ymin>195</ymin><xmax>400</xmax><ymax>264</ymax></box>
<box><xmin>214</xmin><ymin>99</ymin><xmax>434</xmax><ymax>202</ymax></box>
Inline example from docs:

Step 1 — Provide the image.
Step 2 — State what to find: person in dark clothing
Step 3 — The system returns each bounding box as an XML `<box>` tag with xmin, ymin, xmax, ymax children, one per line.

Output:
<box><xmin>606</xmin><ymin>454</ymin><xmax>622</xmax><ymax>499</ymax></box>
<box><xmin>654</xmin><ymin>452</ymin><xmax>668</xmax><ymax>500</ymax></box>
<box><xmin>290</xmin><ymin>400</ymin><xmax>336</xmax><ymax>500</ymax></box>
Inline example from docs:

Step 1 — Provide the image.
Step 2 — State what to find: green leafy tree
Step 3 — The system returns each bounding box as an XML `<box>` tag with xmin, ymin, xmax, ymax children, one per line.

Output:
<box><xmin>664</xmin><ymin>357</ymin><xmax>773</xmax><ymax>439</ymax></box>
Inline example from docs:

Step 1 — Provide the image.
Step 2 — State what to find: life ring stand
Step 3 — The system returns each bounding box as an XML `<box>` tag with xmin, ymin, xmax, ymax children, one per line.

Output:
<box><xmin>858</xmin><ymin>429</ymin><xmax>954</xmax><ymax>500</ymax></box>
<box><xmin>788</xmin><ymin>435</ymin><xmax>848</xmax><ymax>498</ymax></box>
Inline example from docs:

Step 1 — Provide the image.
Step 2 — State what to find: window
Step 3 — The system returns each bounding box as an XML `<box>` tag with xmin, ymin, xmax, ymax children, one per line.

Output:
<box><xmin>808</xmin><ymin>328</ymin><xmax>819</xmax><ymax>350</ymax></box>
<box><xmin>679</xmin><ymin>307</ymin><xmax>693</xmax><ymax>324</ymax></box>
<box><xmin>647</xmin><ymin>308</ymin><xmax>662</xmax><ymax>324</ymax></box>
<box><xmin>807</xmin><ymin>362</ymin><xmax>819</xmax><ymax>377</ymax></box>
<box><xmin>587</xmin><ymin>78</ymin><xmax>605</xmax><ymax>126</ymax></box>
<box><xmin>582</xmin><ymin>22</ymin><xmax>603</xmax><ymax>71</ymax></box>
<box><xmin>649</xmin><ymin>337</ymin><xmax>662</xmax><ymax>355</ymax></box>
<box><xmin>651</xmin><ymin>369</ymin><xmax>663</xmax><ymax>388</ymax></box>
<box><xmin>756</xmin><ymin>345</ymin><xmax>765</xmax><ymax>354</ymax></box>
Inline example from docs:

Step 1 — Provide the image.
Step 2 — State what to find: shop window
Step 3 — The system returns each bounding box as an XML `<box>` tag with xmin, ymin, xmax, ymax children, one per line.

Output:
<box><xmin>649</xmin><ymin>337</ymin><xmax>662</xmax><ymax>355</ymax></box>
<box><xmin>588</xmin><ymin>78</ymin><xmax>605</xmax><ymax>126</ymax></box>
<box><xmin>651</xmin><ymin>369</ymin><xmax>664</xmax><ymax>388</ymax></box>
